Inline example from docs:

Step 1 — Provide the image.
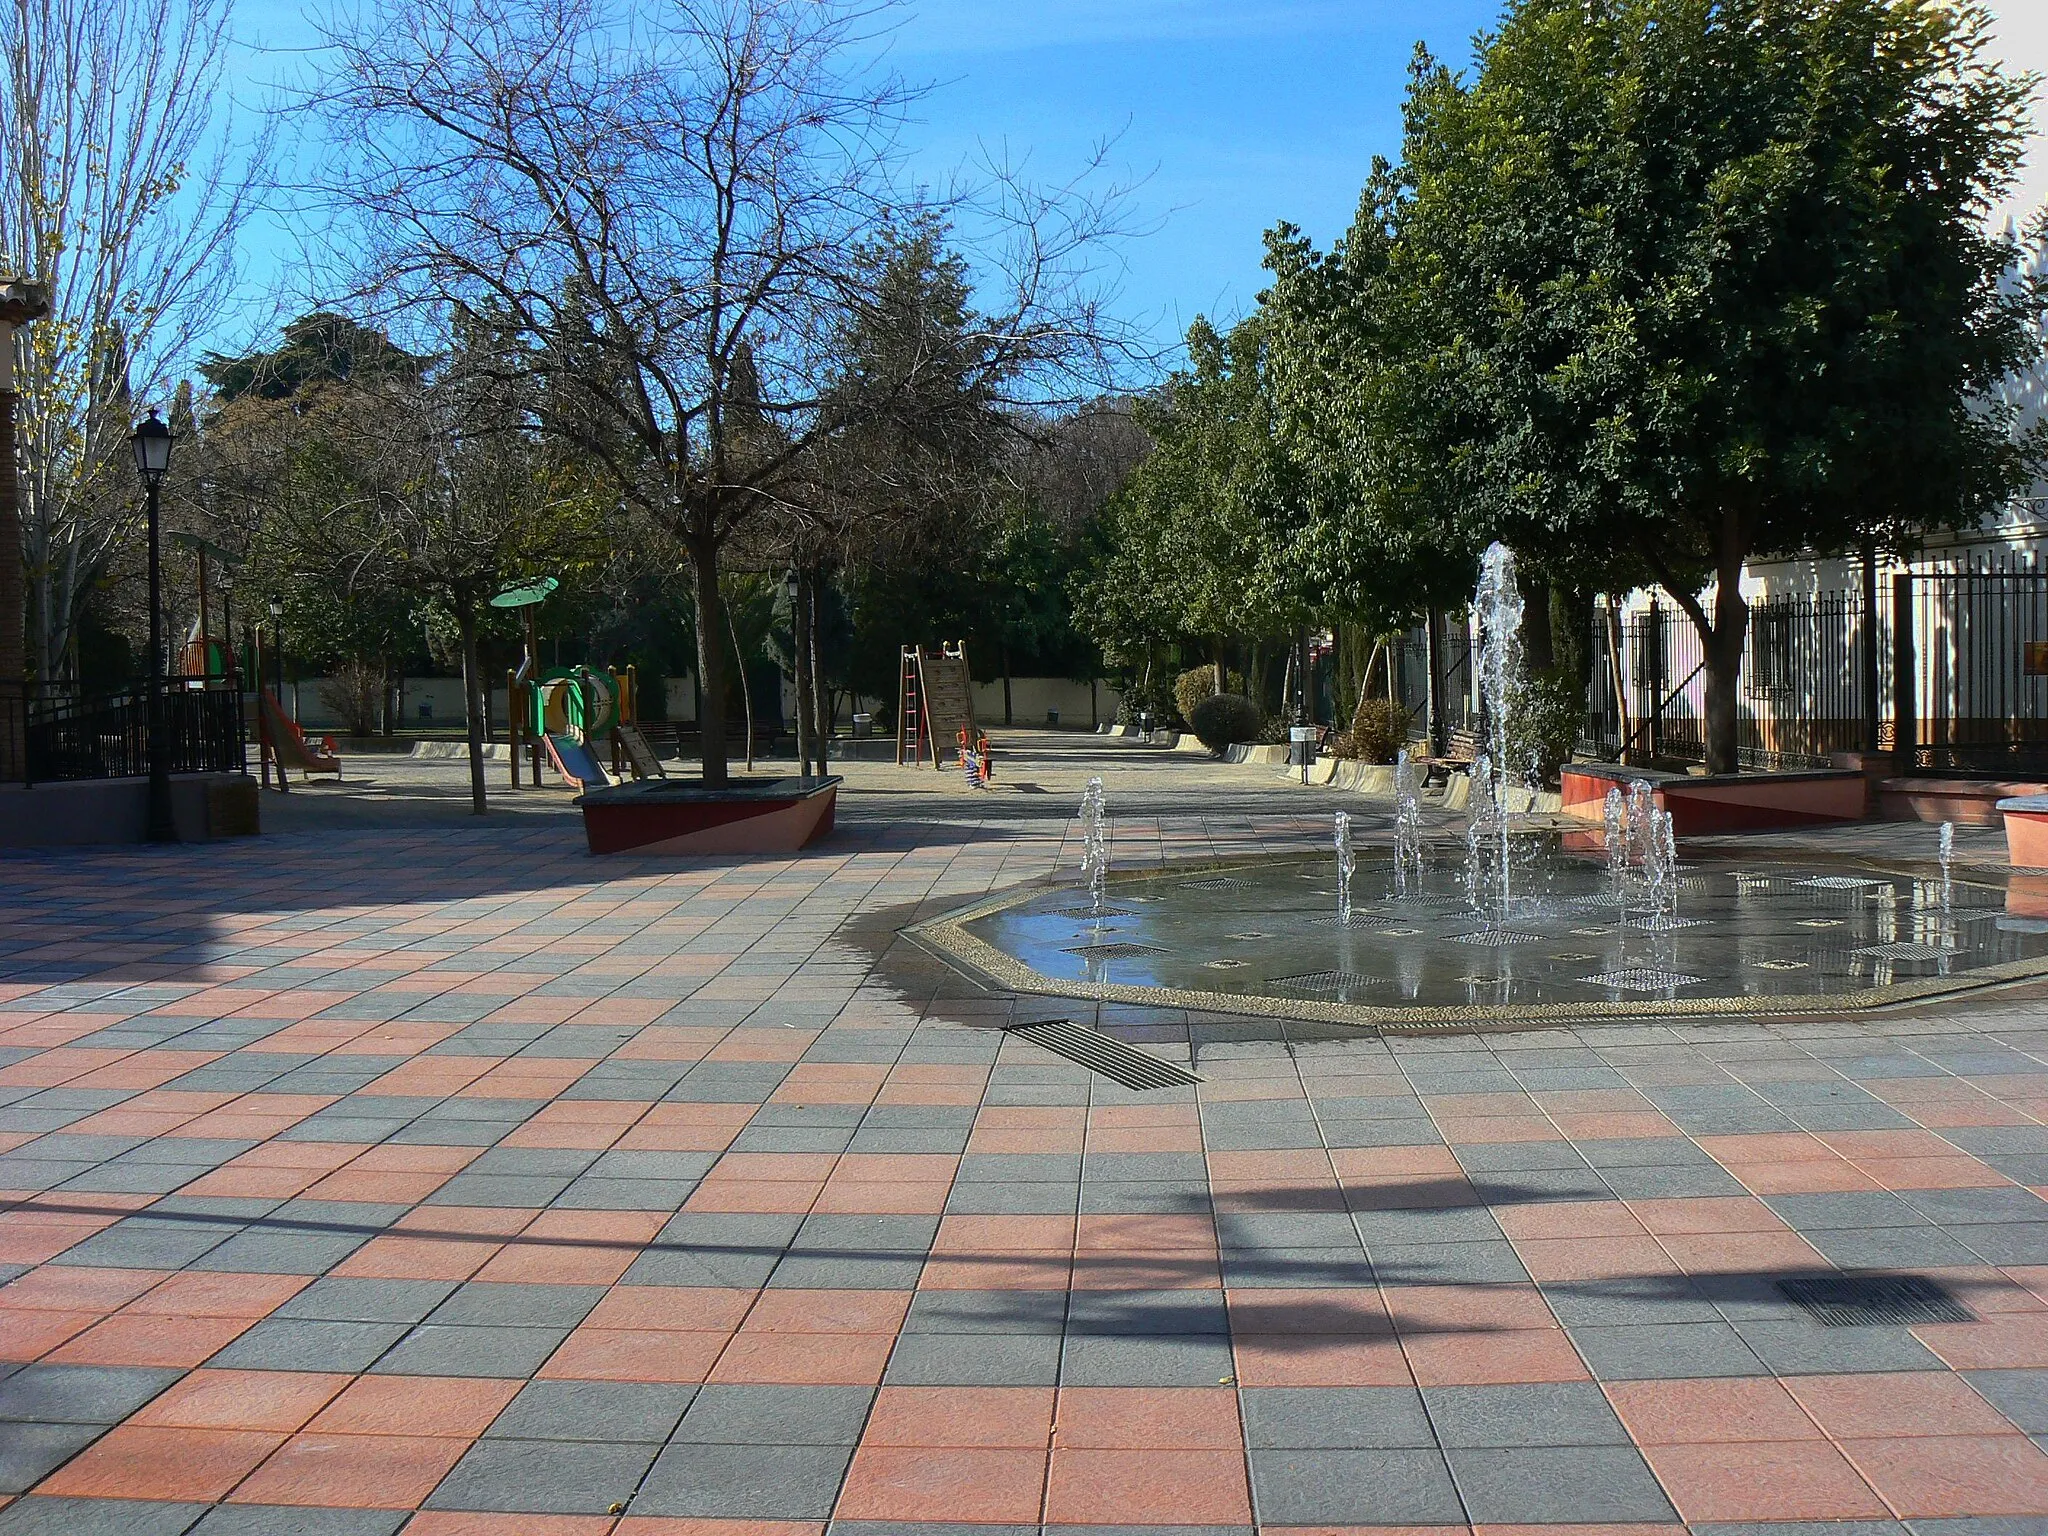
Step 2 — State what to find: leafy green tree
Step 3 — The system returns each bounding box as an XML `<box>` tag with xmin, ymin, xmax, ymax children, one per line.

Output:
<box><xmin>1378</xmin><ymin>0</ymin><xmax>2045</xmax><ymax>772</ymax></box>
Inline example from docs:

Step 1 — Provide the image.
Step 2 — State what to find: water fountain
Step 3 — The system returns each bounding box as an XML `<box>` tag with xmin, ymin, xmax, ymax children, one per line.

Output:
<box><xmin>1467</xmin><ymin>543</ymin><xmax>1530</xmax><ymax>928</ymax></box>
<box><xmin>1939</xmin><ymin>821</ymin><xmax>1955</xmax><ymax>918</ymax></box>
<box><xmin>1603</xmin><ymin>787</ymin><xmax>1629</xmax><ymax>906</ymax></box>
<box><xmin>1393</xmin><ymin>751</ymin><xmax>1423</xmax><ymax>898</ymax></box>
<box><xmin>1079</xmin><ymin>776</ymin><xmax>1108</xmax><ymax>916</ymax></box>
<box><xmin>1335</xmin><ymin>811</ymin><xmax>1356</xmax><ymax>925</ymax></box>
<box><xmin>925</xmin><ymin>553</ymin><xmax>2046</xmax><ymax>1025</ymax></box>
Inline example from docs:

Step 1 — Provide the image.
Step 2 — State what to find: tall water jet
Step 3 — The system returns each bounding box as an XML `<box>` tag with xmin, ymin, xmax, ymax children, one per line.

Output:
<box><xmin>1603</xmin><ymin>787</ymin><xmax>1628</xmax><ymax>907</ymax></box>
<box><xmin>1467</xmin><ymin>543</ymin><xmax>1532</xmax><ymax>928</ymax></box>
<box><xmin>1335</xmin><ymin>811</ymin><xmax>1356</xmax><ymax>925</ymax></box>
<box><xmin>1079</xmin><ymin>776</ymin><xmax>1108</xmax><ymax>916</ymax></box>
<box><xmin>1939</xmin><ymin>821</ymin><xmax>1955</xmax><ymax>918</ymax></box>
<box><xmin>1394</xmin><ymin>750</ymin><xmax>1424</xmax><ymax>898</ymax></box>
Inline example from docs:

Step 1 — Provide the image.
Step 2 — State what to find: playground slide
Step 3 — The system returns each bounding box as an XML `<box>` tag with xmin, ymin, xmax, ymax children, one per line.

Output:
<box><xmin>544</xmin><ymin>732</ymin><xmax>612</xmax><ymax>790</ymax></box>
<box><xmin>258</xmin><ymin>690</ymin><xmax>341</xmax><ymax>776</ymax></box>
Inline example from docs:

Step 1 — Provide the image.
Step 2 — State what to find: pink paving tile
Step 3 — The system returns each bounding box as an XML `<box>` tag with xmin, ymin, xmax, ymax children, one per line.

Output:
<box><xmin>1639</xmin><ymin>1441</ymin><xmax>1888</xmax><ymax>1522</ymax></box>
<box><xmin>1842</xmin><ymin>1434</ymin><xmax>2048</xmax><ymax>1517</ymax></box>
<box><xmin>1785</xmin><ymin>1372</ymin><xmax>2017</xmax><ymax>1438</ymax></box>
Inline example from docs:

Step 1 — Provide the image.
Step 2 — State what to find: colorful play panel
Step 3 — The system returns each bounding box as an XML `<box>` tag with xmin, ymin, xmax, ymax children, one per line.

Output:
<box><xmin>575</xmin><ymin>773</ymin><xmax>840</xmax><ymax>854</ymax></box>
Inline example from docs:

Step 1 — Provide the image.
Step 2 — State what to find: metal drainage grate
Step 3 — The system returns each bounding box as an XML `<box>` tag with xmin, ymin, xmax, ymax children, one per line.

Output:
<box><xmin>1778</xmin><ymin>1274</ymin><xmax>1975</xmax><ymax>1327</ymax></box>
<box><xmin>1756</xmin><ymin>958</ymin><xmax>1809</xmax><ymax>971</ymax></box>
<box><xmin>1062</xmin><ymin>942</ymin><xmax>1163</xmax><ymax>960</ymax></box>
<box><xmin>1048</xmin><ymin>905</ymin><xmax>1139</xmax><ymax>921</ymax></box>
<box><xmin>1799</xmin><ymin>876</ymin><xmax>1886</xmax><ymax>891</ymax></box>
<box><xmin>1450</xmin><ymin>930</ymin><xmax>1545</xmax><ymax>946</ymax></box>
<box><xmin>1273</xmin><ymin>969</ymin><xmax>1384</xmax><ymax>997</ymax></box>
<box><xmin>1005</xmin><ymin>1019</ymin><xmax>1202</xmax><ymax>1090</ymax></box>
<box><xmin>1177</xmin><ymin>877</ymin><xmax>1241</xmax><ymax>891</ymax></box>
<box><xmin>1583</xmin><ymin>968</ymin><xmax>1704</xmax><ymax>992</ymax></box>
<box><xmin>1852</xmin><ymin>942</ymin><xmax>1956</xmax><ymax>960</ymax></box>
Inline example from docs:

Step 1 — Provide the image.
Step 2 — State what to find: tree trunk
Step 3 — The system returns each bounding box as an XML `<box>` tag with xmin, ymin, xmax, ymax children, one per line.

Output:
<box><xmin>808</xmin><ymin>569</ymin><xmax>829</xmax><ymax>768</ymax></box>
<box><xmin>1001</xmin><ymin>644</ymin><xmax>1013</xmax><ymax>726</ymax></box>
<box><xmin>1679</xmin><ymin>538</ymin><xmax>1752</xmax><ymax>777</ymax></box>
<box><xmin>1523</xmin><ymin>573</ymin><xmax>1556</xmax><ymax>674</ymax></box>
<box><xmin>725</xmin><ymin>585</ymin><xmax>755</xmax><ymax>773</ymax></box>
<box><xmin>690</xmin><ymin>536</ymin><xmax>729</xmax><ymax>787</ymax></box>
<box><xmin>792</xmin><ymin>569</ymin><xmax>814</xmax><ymax>776</ymax></box>
<box><xmin>0</xmin><ymin>390</ymin><xmax>23</xmax><ymax>780</ymax></box>
<box><xmin>456</xmin><ymin>606</ymin><xmax>487</xmax><ymax>815</ymax></box>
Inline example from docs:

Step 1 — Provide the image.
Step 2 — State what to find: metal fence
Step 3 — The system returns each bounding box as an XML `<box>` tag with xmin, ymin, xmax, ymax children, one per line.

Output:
<box><xmin>1</xmin><ymin>681</ymin><xmax>249</xmax><ymax>786</ymax></box>
<box><xmin>1897</xmin><ymin>565</ymin><xmax>2048</xmax><ymax>776</ymax></box>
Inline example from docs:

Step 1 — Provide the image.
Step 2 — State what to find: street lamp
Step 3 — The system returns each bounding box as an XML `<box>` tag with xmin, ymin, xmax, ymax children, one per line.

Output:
<box><xmin>268</xmin><ymin>596</ymin><xmax>285</xmax><ymax>713</ymax></box>
<box><xmin>130</xmin><ymin>411</ymin><xmax>174</xmax><ymax>841</ymax></box>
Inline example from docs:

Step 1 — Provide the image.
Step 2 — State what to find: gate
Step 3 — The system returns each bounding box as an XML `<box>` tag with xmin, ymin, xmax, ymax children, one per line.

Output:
<box><xmin>1898</xmin><ymin>568</ymin><xmax>2048</xmax><ymax>776</ymax></box>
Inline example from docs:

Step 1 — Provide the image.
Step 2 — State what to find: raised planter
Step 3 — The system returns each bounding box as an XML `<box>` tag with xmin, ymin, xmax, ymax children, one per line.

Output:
<box><xmin>1561</xmin><ymin>763</ymin><xmax>1867</xmax><ymax>836</ymax></box>
<box><xmin>1998</xmin><ymin>795</ymin><xmax>2048</xmax><ymax>871</ymax></box>
<box><xmin>576</xmin><ymin>775</ymin><xmax>840</xmax><ymax>856</ymax></box>
<box><xmin>1881</xmin><ymin>777</ymin><xmax>2048</xmax><ymax>828</ymax></box>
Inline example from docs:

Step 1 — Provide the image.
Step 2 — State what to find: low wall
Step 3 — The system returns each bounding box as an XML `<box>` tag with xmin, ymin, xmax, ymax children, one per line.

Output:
<box><xmin>1561</xmin><ymin>763</ymin><xmax>1866</xmax><ymax>835</ymax></box>
<box><xmin>0</xmin><ymin>772</ymin><xmax>259</xmax><ymax>847</ymax></box>
<box><xmin>1878</xmin><ymin>777</ymin><xmax>2048</xmax><ymax>827</ymax></box>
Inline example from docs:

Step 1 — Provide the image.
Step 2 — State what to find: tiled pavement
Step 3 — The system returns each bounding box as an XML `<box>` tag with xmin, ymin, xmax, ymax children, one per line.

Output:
<box><xmin>3</xmin><ymin>741</ymin><xmax>2048</xmax><ymax>1533</ymax></box>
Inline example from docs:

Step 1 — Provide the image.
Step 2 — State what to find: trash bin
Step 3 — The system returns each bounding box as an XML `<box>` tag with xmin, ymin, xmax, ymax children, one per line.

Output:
<box><xmin>852</xmin><ymin>712</ymin><xmax>872</xmax><ymax>739</ymax></box>
<box><xmin>1046</xmin><ymin>708</ymin><xmax>1060</xmax><ymax>727</ymax></box>
<box><xmin>1290</xmin><ymin>724</ymin><xmax>1318</xmax><ymax>783</ymax></box>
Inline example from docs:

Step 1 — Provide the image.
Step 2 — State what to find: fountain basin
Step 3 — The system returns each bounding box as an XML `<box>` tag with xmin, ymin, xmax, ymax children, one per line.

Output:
<box><xmin>1998</xmin><ymin>795</ymin><xmax>2048</xmax><ymax>870</ymax></box>
<box><xmin>909</xmin><ymin>844</ymin><xmax>2048</xmax><ymax>1031</ymax></box>
<box><xmin>1561</xmin><ymin>764</ymin><xmax>1867</xmax><ymax>835</ymax></box>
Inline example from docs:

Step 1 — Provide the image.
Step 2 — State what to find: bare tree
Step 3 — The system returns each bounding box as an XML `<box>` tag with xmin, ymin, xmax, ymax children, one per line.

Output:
<box><xmin>0</xmin><ymin>0</ymin><xmax>269</xmax><ymax>682</ymax></box>
<box><xmin>312</xmin><ymin>0</ymin><xmax>1135</xmax><ymax>785</ymax></box>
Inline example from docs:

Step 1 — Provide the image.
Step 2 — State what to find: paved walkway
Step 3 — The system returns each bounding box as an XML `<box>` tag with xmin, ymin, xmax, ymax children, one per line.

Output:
<box><xmin>1</xmin><ymin>736</ymin><xmax>2046</xmax><ymax>1534</ymax></box>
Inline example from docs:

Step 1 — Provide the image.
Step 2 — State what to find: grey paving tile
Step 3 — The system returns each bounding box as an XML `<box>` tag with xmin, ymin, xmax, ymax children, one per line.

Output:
<box><xmin>901</xmin><ymin>1289</ymin><xmax>1068</xmax><ymax>1334</ymax></box>
<box><xmin>1369</xmin><ymin>1239</ymin><xmax>1528</xmax><ymax>1285</ymax></box>
<box><xmin>1423</xmin><ymin>1382</ymin><xmax>1632</xmax><ymax>1446</ymax></box>
<box><xmin>209</xmin><ymin>1319</ymin><xmax>408</xmax><ymax>1372</ymax></box>
<box><xmin>1220</xmin><ymin>1247</ymin><xmax>1377</xmax><ymax>1289</ymax></box>
<box><xmin>1066</xmin><ymin>1289</ymin><xmax>1229</xmax><ymax>1335</ymax></box>
<box><xmin>370</xmin><ymin>1323</ymin><xmax>571</xmax><ymax>1377</ymax></box>
<box><xmin>425</xmin><ymin>1437</ymin><xmax>661</xmax><ymax>1513</ymax></box>
<box><xmin>1241</xmin><ymin>1386</ymin><xmax>1434</xmax><ymax>1449</ymax></box>
<box><xmin>428</xmin><ymin>1282</ymin><xmax>605</xmax><ymax>1327</ymax></box>
<box><xmin>767</xmin><ymin>1251</ymin><xmax>925</xmax><ymax>1289</ymax></box>
<box><xmin>1567</xmin><ymin>1321</ymin><xmax>1769</xmax><ymax>1380</ymax></box>
<box><xmin>0</xmin><ymin>1497</ymin><xmax>208</xmax><ymax>1534</ymax></box>
<box><xmin>1446</xmin><ymin>1443</ymin><xmax>1677</xmax><ymax>1522</ymax></box>
<box><xmin>186</xmin><ymin>1508</ymin><xmax>408</xmax><ymax>1536</ymax></box>
<box><xmin>1731</xmin><ymin>1318</ymin><xmax>1944</xmax><ymax>1375</ymax></box>
<box><xmin>1247</xmin><ymin>1447</ymin><xmax>1463</xmax><ymax>1524</ymax></box>
<box><xmin>487</xmin><ymin>1380</ymin><xmax>697</xmax><ymax>1441</ymax></box>
<box><xmin>275</xmin><ymin>1277</ymin><xmax>460</xmax><ymax>1324</ymax></box>
<box><xmin>0</xmin><ymin>1364</ymin><xmax>181</xmax><ymax>1423</ymax></box>
<box><xmin>1059</xmin><ymin>1332</ymin><xmax>1235</xmax><ymax>1386</ymax></box>
<box><xmin>673</xmin><ymin>1384</ymin><xmax>875</xmax><ymax>1445</ymax></box>
<box><xmin>0</xmin><ymin>1424</ymin><xmax>108</xmax><ymax>1493</ymax></box>
<box><xmin>883</xmin><ymin>1331</ymin><xmax>1063</xmax><ymax>1385</ymax></box>
<box><xmin>633</xmin><ymin>1441</ymin><xmax>855</xmax><ymax>1518</ymax></box>
<box><xmin>1963</xmin><ymin>1370</ymin><xmax>2048</xmax><ymax>1433</ymax></box>
<box><xmin>942</xmin><ymin>1181</ymin><xmax>1079</xmax><ymax>1215</ymax></box>
<box><xmin>1541</xmin><ymin>1278</ymin><xmax>1721</xmax><ymax>1327</ymax></box>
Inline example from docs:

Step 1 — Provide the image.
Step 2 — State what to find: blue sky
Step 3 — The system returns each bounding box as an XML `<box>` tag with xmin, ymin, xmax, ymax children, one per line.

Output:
<box><xmin>225</xmin><ymin>0</ymin><xmax>2045</xmax><ymax>360</ymax></box>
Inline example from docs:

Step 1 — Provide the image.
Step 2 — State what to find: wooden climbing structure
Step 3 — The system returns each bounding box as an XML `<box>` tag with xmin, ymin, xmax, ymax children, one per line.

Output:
<box><xmin>896</xmin><ymin>643</ymin><xmax>977</xmax><ymax>767</ymax></box>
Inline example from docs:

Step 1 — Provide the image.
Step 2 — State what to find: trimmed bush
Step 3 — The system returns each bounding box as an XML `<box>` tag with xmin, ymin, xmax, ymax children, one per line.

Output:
<box><xmin>1188</xmin><ymin>693</ymin><xmax>1262</xmax><ymax>753</ymax></box>
<box><xmin>1333</xmin><ymin>697</ymin><xmax>1409</xmax><ymax>763</ymax></box>
<box><xmin>1173</xmin><ymin>665</ymin><xmax>1249</xmax><ymax>727</ymax></box>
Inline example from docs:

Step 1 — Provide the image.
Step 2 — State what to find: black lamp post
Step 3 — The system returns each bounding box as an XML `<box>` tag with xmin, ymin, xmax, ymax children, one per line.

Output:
<box><xmin>268</xmin><ymin>595</ymin><xmax>285</xmax><ymax>710</ymax></box>
<box><xmin>131</xmin><ymin>411</ymin><xmax>174</xmax><ymax>841</ymax></box>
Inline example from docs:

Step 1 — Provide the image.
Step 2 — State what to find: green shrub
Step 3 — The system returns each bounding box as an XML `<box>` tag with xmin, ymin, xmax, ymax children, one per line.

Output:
<box><xmin>1188</xmin><ymin>693</ymin><xmax>1262</xmax><ymax>753</ymax></box>
<box><xmin>1332</xmin><ymin>697</ymin><xmax>1410</xmax><ymax>763</ymax></box>
<box><xmin>1509</xmin><ymin>672</ymin><xmax>1584</xmax><ymax>784</ymax></box>
<box><xmin>1173</xmin><ymin>665</ymin><xmax>1250</xmax><ymax>726</ymax></box>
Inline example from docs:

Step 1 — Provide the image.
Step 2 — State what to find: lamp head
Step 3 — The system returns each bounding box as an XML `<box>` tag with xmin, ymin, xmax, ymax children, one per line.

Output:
<box><xmin>131</xmin><ymin>410</ymin><xmax>173</xmax><ymax>483</ymax></box>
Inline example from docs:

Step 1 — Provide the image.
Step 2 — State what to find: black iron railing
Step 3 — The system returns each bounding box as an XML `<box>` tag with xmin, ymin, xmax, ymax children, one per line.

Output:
<box><xmin>1</xmin><ymin>680</ymin><xmax>249</xmax><ymax>786</ymax></box>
